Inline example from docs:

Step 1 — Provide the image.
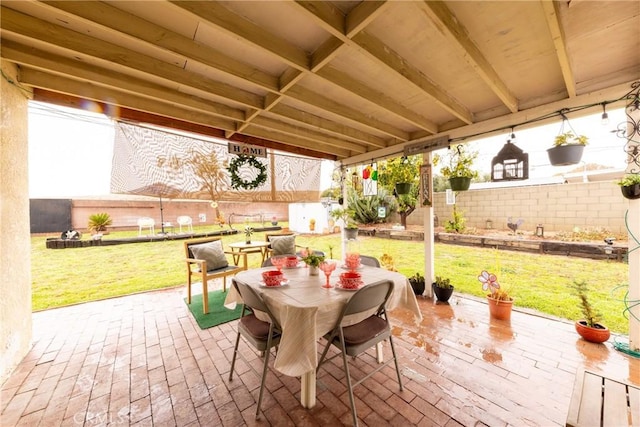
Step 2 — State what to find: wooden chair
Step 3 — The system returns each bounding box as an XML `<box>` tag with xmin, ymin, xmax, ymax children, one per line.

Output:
<box><xmin>229</xmin><ymin>279</ymin><xmax>282</xmax><ymax>420</ymax></box>
<box><xmin>184</xmin><ymin>237</ymin><xmax>247</xmax><ymax>314</ymax></box>
<box><xmin>316</xmin><ymin>280</ymin><xmax>402</xmax><ymax>426</ymax></box>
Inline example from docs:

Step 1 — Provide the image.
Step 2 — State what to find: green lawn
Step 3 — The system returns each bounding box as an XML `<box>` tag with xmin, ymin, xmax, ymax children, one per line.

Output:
<box><xmin>32</xmin><ymin>225</ymin><xmax>632</xmax><ymax>334</ymax></box>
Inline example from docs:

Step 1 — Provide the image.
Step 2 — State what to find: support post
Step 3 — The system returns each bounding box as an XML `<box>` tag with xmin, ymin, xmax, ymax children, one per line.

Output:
<box><xmin>423</xmin><ymin>152</ymin><xmax>435</xmax><ymax>298</ymax></box>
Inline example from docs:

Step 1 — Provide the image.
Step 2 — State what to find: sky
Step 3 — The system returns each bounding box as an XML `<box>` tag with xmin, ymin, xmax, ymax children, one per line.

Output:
<box><xmin>27</xmin><ymin>102</ymin><xmax>628</xmax><ymax>198</ymax></box>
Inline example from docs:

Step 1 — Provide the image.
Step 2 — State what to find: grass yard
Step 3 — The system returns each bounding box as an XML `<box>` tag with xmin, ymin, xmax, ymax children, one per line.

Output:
<box><xmin>32</xmin><ymin>225</ymin><xmax>632</xmax><ymax>334</ymax></box>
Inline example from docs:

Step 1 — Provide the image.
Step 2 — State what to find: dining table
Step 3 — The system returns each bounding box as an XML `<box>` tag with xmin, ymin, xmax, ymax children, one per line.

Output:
<box><xmin>224</xmin><ymin>261</ymin><xmax>423</xmax><ymax>408</ymax></box>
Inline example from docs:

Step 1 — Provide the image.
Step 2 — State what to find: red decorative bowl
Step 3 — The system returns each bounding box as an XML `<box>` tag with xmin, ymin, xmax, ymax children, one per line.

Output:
<box><xmin>339</xmin><ymin>271</ymin><xmax>362</xmax><ymax>289</ymax></box>
<box><xmin>262</xmin><ymin>270</ymin><xmax>284</xmax><ymax>286</ymax></box>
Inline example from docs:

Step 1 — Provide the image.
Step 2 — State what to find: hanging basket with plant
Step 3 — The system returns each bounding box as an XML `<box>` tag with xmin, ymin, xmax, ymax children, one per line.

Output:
<box><xmin>434</xmin><ymin>144</ymin><xmax>478</xmax><ymax>192</ymax></box>
<box><xmin>547</xmin><ymin>112</ymin><xmax>588</xmax><ymax>166</ymax></box>
<box><xmin>617</xmin><ymin>173</ymin><xmax>640</xmax><ymax>199</ymax></box>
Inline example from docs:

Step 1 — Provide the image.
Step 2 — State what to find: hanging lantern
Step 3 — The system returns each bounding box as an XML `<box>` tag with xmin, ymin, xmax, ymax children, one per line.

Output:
<box><xmin>491</xmin><ymin>140</ymin><xmax>529</xmax><ymax>182</ymax></box>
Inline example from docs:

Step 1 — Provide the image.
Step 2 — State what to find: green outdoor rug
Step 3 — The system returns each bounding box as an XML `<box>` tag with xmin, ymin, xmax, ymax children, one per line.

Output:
<box><xmin>184</xmin><ymin>290</ymin><xmax>243</xmax><ymax>330</ymax></box>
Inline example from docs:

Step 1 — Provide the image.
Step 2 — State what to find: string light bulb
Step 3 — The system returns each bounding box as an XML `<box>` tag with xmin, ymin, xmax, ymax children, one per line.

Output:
<box><xmin>601</xmin><ymin>103</ymin><xmax>609</xmax><ymax>125</ymax></box>
<box><xmin>510</xmin><ymin>127</ymin><xmax>517</xmax><ymax>144</ymax></box>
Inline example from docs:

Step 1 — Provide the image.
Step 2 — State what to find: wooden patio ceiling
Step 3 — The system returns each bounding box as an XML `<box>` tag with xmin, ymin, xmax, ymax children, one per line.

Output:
<box><xmin>1</xmin><ymin>1</ymin><xmax>639</xmax><ymax>163</ymax></box>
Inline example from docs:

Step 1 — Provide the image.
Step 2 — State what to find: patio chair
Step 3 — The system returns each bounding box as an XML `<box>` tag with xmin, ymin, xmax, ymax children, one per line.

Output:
<box><xmin>316</xmin><ymin>279</ymin><xmax>402</xmax><ymax>427</ymax></box>
<box><xmin>184</xmin><ymin>237</ymin><xmax>247</xmax><ymax>314</ymax></box>
<box><xmin>137</xmin><ymin>217</ymin><xmax>155</xmax><ymax>236</ymax></box>
<box><xmin>359</xmin><ymin>255</ymin><xmax>381</xmax><ymax>267</ymax></box>
<box><xmin>229</xmin><ymin>279</ymin><xmax>282</xmax><ymax>420</ymax></box>
<box><xmin>176</xmin><ymin>215</ymin><xmax>193</xmax><ymax>233</ymax></box>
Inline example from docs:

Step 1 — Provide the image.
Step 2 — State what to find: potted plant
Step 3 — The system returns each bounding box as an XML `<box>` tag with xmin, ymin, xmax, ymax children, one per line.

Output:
<box><xmin>377</xmin><ymin>155</ymin><xmax>420</xmax><ymax>196</ymax></box>
<box><xmin>570</xmin><ymin>280</ymin><xmax>610</xmax><ymax>343</ymax></box>
<box><xmin>547</xmin><ymin>131</ymin><xmax>588</xmax><ymax>166</ymax></box>
<box><xmin>478</xmin><ymin>270</ymin><xmax>513</xmax><ymax>320</ymax></box>
<box><xmin>433</xmin><ymin>276</ymin><xmax>454</xmax><ymax>302</ymax></box>
<box><xmin>330</xmin><ymin>208</ymin><xmax>358</xmax><ymax>240</ymax></box>
<box><xmin>271</xmin><ymin>216</ymin><xmax>278</xmax><ymax>226</ymax></box>
<box><xmin>617</xmin><ymin>174</ymin><xmax>640</xmax><ymax>200</ymax></box>
<box><xmin>88</xmin><ymin>212</ymin><xmax>112</xmax><ymax>235</ymax></box>
<box><xmin>408</xmin><ymin>272</ymin><xmax>426</xmax><ymax>296</ymax></box>
<box><xmin>244</xmin><ymin>226</ymin><xmax>253</xmax><ymax>244</ymax></box>
<box><xmin>300</xmin><ymin>248</ymin><xmax>325</xmax><ymax>275</ymax></box>
<box><xmin>434</xmin><ymin>144</ymin><xmax>479</xmax><ymax>191</ymax></box>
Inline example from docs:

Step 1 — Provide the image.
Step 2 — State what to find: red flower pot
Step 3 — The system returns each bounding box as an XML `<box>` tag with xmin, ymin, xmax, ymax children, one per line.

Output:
<box><xmin>487</xmin><ymin>295</ymin><xmax>513</xmax><ymax>320</ymax></box>
<box><xmin>575</xmin><ymin>320</ymin><xmax>610</xmax><ymax>343</ymax></box>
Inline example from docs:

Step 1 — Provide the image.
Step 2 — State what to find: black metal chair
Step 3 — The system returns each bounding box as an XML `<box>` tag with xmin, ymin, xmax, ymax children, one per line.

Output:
<box><xmin>228</xmin><ymin>279</ymin><xmax>282</xmax><ymax>419</ymax></box>
<box><xmin>316</xmin><ymin>280</ymin><xmax>402</xmax><ymax>426</ymax></box>
<box><xmin>359</xmin><ymin>255</ymin><xmax>381</xmax><ymax>267</ymax></box>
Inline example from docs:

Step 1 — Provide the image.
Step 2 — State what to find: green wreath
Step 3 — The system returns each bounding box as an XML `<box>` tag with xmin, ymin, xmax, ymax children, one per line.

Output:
<box><xmin>227</xmin><ymin>154</ymin><xmax>267</xmax><ymax>190</ymax></box>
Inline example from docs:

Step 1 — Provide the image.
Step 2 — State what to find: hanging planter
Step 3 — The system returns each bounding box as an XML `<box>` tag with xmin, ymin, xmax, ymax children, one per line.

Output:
<box><xmin>395</xmin><ymin>182</ymin><xmax>412</xmax><ymax>195</ymax></box>
<box><xmin>547</xmin><ymin>113</ymin><xmax>588</xmax><ymax>166</ymax></box>
<box><xmin>547</xmin><ymin>144</ymin><xmax>585</xmax><ymax>166</ymax></box>
<box><xmin>617</xmin><ymin>174</ymin><xmax>640</xmax><ymax>199</ymax></box>
<box><xmin>434</xmin><ymin>144</ymin><xmax>478</xmax><ymax>192</ymax></box>
<box><xmin>449</xmin><ymin>177</ymin><xmax>471</xmax><ymax>191</ymax></box>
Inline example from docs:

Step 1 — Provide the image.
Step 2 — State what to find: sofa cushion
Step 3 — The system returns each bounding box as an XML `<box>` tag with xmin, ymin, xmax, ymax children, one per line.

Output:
<box><xmin>190</xmin><ymin>240</ymin><xmax>229</xmax><ymax>271</ymax></box>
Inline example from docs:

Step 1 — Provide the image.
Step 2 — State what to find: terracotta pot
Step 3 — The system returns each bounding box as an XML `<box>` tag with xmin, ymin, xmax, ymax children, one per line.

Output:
<box><xmin>487</xmin><ymin>295</ymin><xmax>513</xmax><ymax>320</ymax></box>
<box><xmin>575</xmin><ymin>320</ymin><xmax>610</xmax><ymax>343</ymax></box>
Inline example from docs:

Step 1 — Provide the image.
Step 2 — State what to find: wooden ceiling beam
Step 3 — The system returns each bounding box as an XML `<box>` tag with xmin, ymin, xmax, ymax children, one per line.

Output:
<box><xmin>20</xmin><ymin>68</ymin><xmax>238</xmax><ymax>130</ymax></box>
<box><xmin>250</xmin><ymin>116</ymin><xmax>368</xmax><ymax>154</ymax></box>
<box><xmin>286</xmin><ymin>85</ymin><xmax>406</xmax><ymax>142</ymax></box>
<box><xmin>31</xmin><ymin>88</ymin><xmax>336</xmax><ymax>160</ymax></box>
<box><xmin>316</xmin><ymin>66</ymin><xmax>438</xmax><ymax>133</ymax></box>
<box><xmin>541</xmin><ymin>0</ymin><xmax>577</xmax><ymax>97</ymax></box>
<box><xmin>269</xmin><ymin>104</ymin><xmax>388</xmax><ymax>148</ymax></box>
<box><xmin>295</xmin><ymin>0</ymin><xmax>472</xmax><ymax>125</ymax></box>
<box><xmin>1</xmin><ymin>40</ymin><xmax>247</xmax><ymax>122</ymax></box>
<box><xmin>418</xmin><ymin>1</ymin><xmax>519</xmax><ymax>113</ymax></box>
<box><xmin>169</xmin><ymin>1</ymin><xmax>309</xmax><ymax>70</ymax></box>
<box><xmin>0</xmin><ymin>6</ymin><xmax>264</xmax><ymax>109</ymax></box>
<box><xmin>41</xmin><ymin>0</ymin><xmax>280</xmax><ymax>92</ymax></box>
<box><xmin>174</xmin><ymin>0</ymin><xmax>435</xmax><ymax>139</ymax></box>
<box><xmin>352</xmin><ymin>31</ymin><xmax>473</xmax><ymax>125</ymax></box>
<box><xmin>242</xmin><ymin>125</ymin><xmax>352</xmax><ymax>159</ymax></box>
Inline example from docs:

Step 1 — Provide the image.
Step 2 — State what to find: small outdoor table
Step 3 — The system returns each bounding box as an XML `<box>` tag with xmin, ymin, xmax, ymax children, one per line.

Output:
<box><xmin>228</xmin><ymin>241</ymin><xmax>270</xmax><ymax>264</ymax></box>
<box><xmin>566</xmin><ymin>369</ymin><xmax>639</xmax><ymax>427</ymax></box>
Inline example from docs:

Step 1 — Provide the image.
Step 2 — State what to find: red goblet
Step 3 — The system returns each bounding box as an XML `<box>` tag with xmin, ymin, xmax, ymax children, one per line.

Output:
<box><xmin>319</xmin><ymin>260</ymin><xmax>337</xmax><ymax>288</ymax></box>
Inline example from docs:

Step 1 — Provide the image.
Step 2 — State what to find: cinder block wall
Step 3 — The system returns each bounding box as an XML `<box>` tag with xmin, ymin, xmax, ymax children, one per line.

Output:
<box><xmin>403</xmin><ymin>180</ymin><xmax>629</xmax><ymax>234</ymax></box>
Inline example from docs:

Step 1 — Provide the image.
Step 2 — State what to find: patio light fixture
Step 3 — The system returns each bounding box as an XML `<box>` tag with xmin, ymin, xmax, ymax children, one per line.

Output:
<box><xmin>601</xmin><ymin>103</ymin><xmax>609</xmax><ymax>125</ymax></box>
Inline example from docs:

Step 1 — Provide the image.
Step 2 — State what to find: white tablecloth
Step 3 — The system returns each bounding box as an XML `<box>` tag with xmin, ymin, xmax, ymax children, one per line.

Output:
<box><xmin>224</xmin><ymin>263</ymin><xmax>422</xmax><ymax>377</ymax></box>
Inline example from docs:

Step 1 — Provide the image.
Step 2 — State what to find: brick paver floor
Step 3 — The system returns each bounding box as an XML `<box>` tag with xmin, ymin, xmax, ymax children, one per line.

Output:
<box><xmin>2</xmin><ymin>284</ymin><xmax>638</xmax><ymax>426</ymax></box>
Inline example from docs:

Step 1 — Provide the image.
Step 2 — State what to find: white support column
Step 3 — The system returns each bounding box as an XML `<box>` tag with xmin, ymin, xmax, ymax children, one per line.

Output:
<box><xmin>340</xmin><ymin>167</ymin><xmax>348</xmax><ymax>262</ymax></box>
<box><xmin>627</xmin><ymin>100</ymin><xmax>640</xmax><ymax>351</ymax></box>
<box><xmin>423</xmin><ymin>152</ymin><xmax>435</xmax><ymax>298</ymax></box>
